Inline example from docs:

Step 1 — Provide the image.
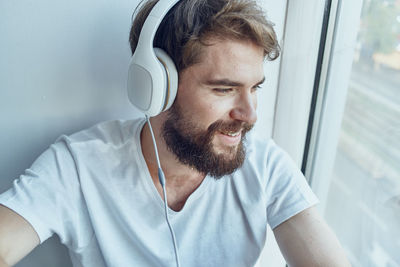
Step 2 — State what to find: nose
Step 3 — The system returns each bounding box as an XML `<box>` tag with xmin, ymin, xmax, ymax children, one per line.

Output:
<box><xmin>229</xmin><ymin>92</ymin><xmax>257</xmax><ymax>125</ymax></box>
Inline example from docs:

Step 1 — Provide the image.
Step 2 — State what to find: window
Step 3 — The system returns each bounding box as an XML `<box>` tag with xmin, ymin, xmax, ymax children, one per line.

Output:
<box><xmin>305</xmin><ymin>0</ymin><xmax>400</xmax><ymax>265</ymax></box>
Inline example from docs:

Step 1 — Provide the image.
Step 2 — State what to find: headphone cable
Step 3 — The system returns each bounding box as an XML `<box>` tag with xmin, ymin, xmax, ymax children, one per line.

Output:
<box><xmin>145</xmin><ymin>115</ymin><xmax>181</xmax><ymax>267</ymax></box>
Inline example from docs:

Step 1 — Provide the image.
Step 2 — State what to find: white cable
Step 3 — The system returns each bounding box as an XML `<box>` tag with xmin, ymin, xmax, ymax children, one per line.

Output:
<box><xmin>145</xmin><ymin>116</ymin><xmax>162</xmax><ymax>173</ymax></box>
<box><xmin>145</xmin><ymin>116</ymin><xmax>181</xmax><ymax>267</ymax></box>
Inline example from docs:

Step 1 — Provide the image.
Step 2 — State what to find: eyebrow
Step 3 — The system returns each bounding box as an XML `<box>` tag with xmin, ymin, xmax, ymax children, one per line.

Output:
<box><xmin>204</xmin><ymin>76</ymin><xmax>265</xmax><ymax>87</ymax></box>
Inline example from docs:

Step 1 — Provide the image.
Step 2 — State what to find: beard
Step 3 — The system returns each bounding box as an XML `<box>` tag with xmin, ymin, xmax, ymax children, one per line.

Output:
<box><xmin>161</xmin><ymin>103</ymin><xmax>253</xmax><ymax>179</ymax></box>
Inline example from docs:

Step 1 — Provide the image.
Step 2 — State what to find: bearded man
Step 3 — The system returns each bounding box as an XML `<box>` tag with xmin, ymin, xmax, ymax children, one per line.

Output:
<box><xmin>0</xmin><ymin>0</ymin><xmax>350</xmax><ymax>266</ymax></box>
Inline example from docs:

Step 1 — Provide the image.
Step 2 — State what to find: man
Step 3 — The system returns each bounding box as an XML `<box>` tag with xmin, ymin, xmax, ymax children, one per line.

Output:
<box><xmin>0</xmin><ymin>0</ymin><xmax>351</xmax><ymax>266</ymax></box>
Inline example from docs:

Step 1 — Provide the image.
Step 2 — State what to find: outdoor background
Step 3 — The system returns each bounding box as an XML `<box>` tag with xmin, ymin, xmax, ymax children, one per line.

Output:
<box><xmin>323</xmin><ymin>0</ymin><xmax>400</xmax><ymax>266</ymax></box>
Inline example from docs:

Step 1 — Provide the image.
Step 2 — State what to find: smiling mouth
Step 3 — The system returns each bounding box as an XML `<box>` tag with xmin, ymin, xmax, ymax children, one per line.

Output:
<box><xmin>219</xmin><ymin>130</ymin><xmax>241</xmax><ymax>137</ymax></box>
<box><xmin>216</xmin><ymin>130</ymin><xmax>242</xmax><ymax>147</ymax></box>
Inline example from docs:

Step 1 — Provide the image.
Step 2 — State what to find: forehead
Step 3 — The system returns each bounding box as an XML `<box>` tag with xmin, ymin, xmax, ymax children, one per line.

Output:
<box><xmin>194</xmin><ymin>38</ymin><xmax>265</xmax><ymax>82</ymax></box>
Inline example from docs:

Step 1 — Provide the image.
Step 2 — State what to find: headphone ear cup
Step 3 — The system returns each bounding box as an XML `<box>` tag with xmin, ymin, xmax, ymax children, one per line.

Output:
<box><xmin>154</xmin><ymin>48</ymin><xmax>178</xmax><ymax>112</ymax></box>
<box><xmin>126</xmin><ymin>47</ymin><xmax>177</xmax><ymax>116</ymax></box>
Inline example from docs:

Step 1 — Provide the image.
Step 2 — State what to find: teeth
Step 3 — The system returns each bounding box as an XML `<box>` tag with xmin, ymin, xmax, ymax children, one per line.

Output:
<box><xmin>221</xmin><ymin>131</ymin><xmax>239</xmax><ymax>137</ymax></box>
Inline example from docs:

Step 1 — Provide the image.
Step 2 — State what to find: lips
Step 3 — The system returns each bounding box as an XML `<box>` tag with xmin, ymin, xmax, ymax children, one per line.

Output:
<box><xmin>217</xmin><ymin>130</ymin><xmax>242</xmax><ymax>146</ymax></box>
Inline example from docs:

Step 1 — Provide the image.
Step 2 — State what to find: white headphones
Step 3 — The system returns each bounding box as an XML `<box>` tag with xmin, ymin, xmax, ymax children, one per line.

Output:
<box><xmin>127</xmin><ymin>0</ymin><xmax>180</xmax><ymax>117</ymax></box>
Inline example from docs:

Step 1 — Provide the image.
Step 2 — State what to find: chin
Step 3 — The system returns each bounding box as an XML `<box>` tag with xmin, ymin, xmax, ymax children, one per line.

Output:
<box><xmin>213</xmin><ymin>144</ymin><xmax>239</xmax><ymax>158</ymax></box>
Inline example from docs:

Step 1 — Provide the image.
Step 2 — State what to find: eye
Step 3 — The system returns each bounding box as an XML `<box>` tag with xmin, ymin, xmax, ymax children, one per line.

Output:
<box><xmin>251</xmin><ymin>85</ymin><xmax>262</xmax><ymax>93</ymax></box>
<box><xmin>213</xmin><ymin>88</ymin><xmax>233</xmax><ymax>94</ymax></box>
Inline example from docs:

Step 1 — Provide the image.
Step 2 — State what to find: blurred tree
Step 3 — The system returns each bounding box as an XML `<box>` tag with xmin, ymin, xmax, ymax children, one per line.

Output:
<box><xmin>358</xmin><ymin>0</ymin><xmax>400</xmax><ymax>55</ymax></box>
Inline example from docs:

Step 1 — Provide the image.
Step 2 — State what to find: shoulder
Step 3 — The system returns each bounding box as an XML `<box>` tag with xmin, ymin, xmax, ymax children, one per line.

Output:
<box><xmin>237</xmin><ymin>134</ymin><xmax>303</xmax><ymax>190</ymax></box>
<box><xmin>232</xmin><ymin>135</ymin><xmax>278</xmax><ymax>187</ymax></box>
<box><xmin>244</xmin><ymin>134</ymin><xmax>292</xmax><ymax>172</ymax></box>
<box><xmin>225</xmin><ymin>135</ymin><xmax>302</xmax><ymax>208</ymax></box>
<box><xmin>38</xmin><ymin>118</ymin><xmax>146</xmax><ymax>170</ymax></box>
<box><xmin>56</xmin><ymin>118</ymin><xmax>145</xmax><ymax>147</ymax></box>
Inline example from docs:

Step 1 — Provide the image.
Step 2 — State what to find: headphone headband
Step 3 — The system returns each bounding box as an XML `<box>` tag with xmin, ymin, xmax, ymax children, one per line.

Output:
<box><xmin>136</xmin><ymin>0</ymin><xmax>180</xmax><ymax>53</ymax></box>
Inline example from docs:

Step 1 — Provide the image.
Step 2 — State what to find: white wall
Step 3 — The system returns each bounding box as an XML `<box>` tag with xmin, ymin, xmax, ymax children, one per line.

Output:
<box><xmin>0</xmin><ymin>0</ymin><xmax>286</xmax><ymax>266</ymax></box>
<box><xmin>0</xmin><ymin>1</ymin><xmax>139</xmax><ymax>266</ymax></box>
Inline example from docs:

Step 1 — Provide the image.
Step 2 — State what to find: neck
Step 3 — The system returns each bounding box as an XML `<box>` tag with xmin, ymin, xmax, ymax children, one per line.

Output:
<box><xmin>140</xmin><ymin>115</ymin><xmax>206</xmax><ymax>210</ymax></box>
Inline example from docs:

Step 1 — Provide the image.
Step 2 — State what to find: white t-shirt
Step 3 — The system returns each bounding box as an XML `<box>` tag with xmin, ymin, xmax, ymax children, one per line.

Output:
<box><xmin>0</xmin><ymin>119</ymin><xmax>318</xmax><ymax>267</ymax></box>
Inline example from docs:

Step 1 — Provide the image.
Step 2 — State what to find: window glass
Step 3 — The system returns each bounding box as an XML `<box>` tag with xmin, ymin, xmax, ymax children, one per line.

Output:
<box><xmin>324</xmin><ymin>0</ymin><xmax>400</xmax><ymax>266</ymax></box>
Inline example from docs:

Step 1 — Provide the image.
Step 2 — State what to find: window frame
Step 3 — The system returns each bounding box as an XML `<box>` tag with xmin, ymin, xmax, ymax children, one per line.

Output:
<box><xmin>258</xmin><ymin>0</ymin><xmax>331</xmax><ymax>266</ymax></box>
<box><xmin>272</xmin><ymin>0</ymin><xmax>327</xmax><ymax>168</ymax></box>
<box><xmin>302</xmin><ymin>0</ymin><xmax>364</xmax><ymax>214</ymax></box>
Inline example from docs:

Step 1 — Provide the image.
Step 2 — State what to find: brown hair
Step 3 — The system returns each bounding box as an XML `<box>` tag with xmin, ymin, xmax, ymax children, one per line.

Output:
<box><xmin>129</xmin><ymin>0</ymin><xmax>280</xmax><ymax>72</ymax></box>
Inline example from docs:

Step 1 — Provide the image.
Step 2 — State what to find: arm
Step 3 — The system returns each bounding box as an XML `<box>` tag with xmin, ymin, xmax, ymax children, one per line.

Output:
<box><xmin>0</xmin><ymin>205</ymin><xmax>40</xmax><ymax>267</ymax></box>
<box><xmin>273</xmin><ymin>206</ymin><xmax>351</xmax><ymax>267</ymax></box>
<box><xmin>0</xmin><ymin>257</ymin><xmax>8</xmax><ymax>267</ymax></box>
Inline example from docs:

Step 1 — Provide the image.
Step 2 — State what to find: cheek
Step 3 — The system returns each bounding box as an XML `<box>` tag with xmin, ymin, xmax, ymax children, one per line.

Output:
<box><xmin>194</xmin><ymin>101</ymin><xmax>219</xmax><ymax>123</ymax></box>
<box><xmin>205</xmin><ymin>99</ymin><xmax>237</xmax><ymax>125</ymax></box>
<box><xmin>175</xmin><ymin>87</ymin><xmax>235</xmax><ymax>125</ymax></box>
<box><xmin>189</xmin><ymin>99</ymin><xmax>229</xmax><ymax>128</ymax></box>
